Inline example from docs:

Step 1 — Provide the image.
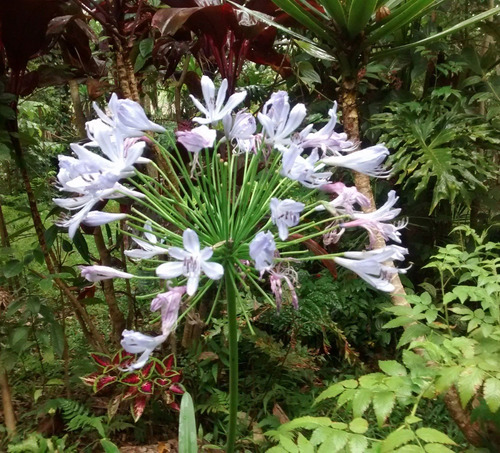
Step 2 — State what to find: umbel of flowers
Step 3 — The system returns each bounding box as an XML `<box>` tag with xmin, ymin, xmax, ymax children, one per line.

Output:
<box><xmin>54</xmin><ymin>76</ymin><xmax>408</xmax><ymax>452</ymax></box>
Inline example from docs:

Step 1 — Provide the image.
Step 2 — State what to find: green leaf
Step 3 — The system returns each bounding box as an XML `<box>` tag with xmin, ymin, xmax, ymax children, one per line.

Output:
<box><xmin>373</xmin><ymin>391</ymin><xmax>396</xmax><ymax>426</ymax></box>
<box><xmin>352</xmin><ymin>389</ymin><xmax>372</xmax><ymax>417</ymax></box>
<box><xmin>298</xmin><ymin>61</ymin><xmax>322</xmax><ymax>89</ymax></box>
<box><xmin>349</xmin><ymin>418</ymin><xmax>368</xmax><ymax>434</ymax></box>
<box><xmin>396</xmin><ymin>446</ymin><xmax>424</xmax><ymax>453</ymax></box>
<box><xmin>457</xmin><ymin>367</ymin><xmax>485</xmax><ymax>408</ymax></box>
<box><xmin>295</xmin><ymin>40</ymin><xmax>335</xmax><ymax>61</ymax></box>
<box><xmin>51</xmin><ymin>322</ymin><xmax>65</xmax><ymax>357</ymax></box>
<box><xmin>435</xmin><ymin>367</ymin><xmax>462</xmax><ymax>393</ymax></box>
<box><xmin>347</xmin><ymin>0</ymin><xmax>378</xmax><ymax>38</ymax></box>
<box><xmin>3</xmin><ymin>260</ymin><xmax>23</xmax><ymax>278</ymax></box>
<box><xmin>139</xmin><ymin>38</ymin><xmax>154</xmax><ymax>57</ymax></box>
<box><xmin>281</xmin><ymin>416</ymin><xmax>336</xmax><ymax>432</ymax></box>
<box><xmin>381</xmin><ymin>429</ymin><xmax>415</xmax><ymax>452</ymax></box>
<box><xmin>39</xmin><ymin>278</ymin><xmax>53</xmax><ymax>291</ymax></box>
<box><xmin>398</xmin><ymin>324</ymin><xmax>430</xmax><ymax>348</ymax></box>
<box><xmin>179</xmin><ymin>392</ymin><xmax>197</xmax><ymax>453</ymax></box>
<box><xmin>100</xmin><ymin>439</ymin><xmax>121</xmax><ymax>453</ymax></box>
<box><xmin>279</xmin><ymin>435</ymin><xmax>298</xmax><ymax>453</ymax></box>
<box><xmin>424</xmin><ymin>444</ymin><xmax>455</xmax><ymax>453</ymax></box>
<box><xmin>483</xmin><ymin>378</ymin><xmax>500</xmax><ymax>413</ymax></box>
<box><xmin>379</xmin><ymin>360</ymin><xmax>407</xmax><ymax>377</ymax></box>
<box><xmin>44</xmin><ymin>224</ymin><xmax>59</xmax><ymax>250</ymax></box>
<box><xmin>415</xmin><ymin>428</ymin><xmax>456</xmax><ymax>445</ymax></box>
<box><xmin>405</xmin><ymin>415</ymin><xmax>422</xmax><ymax>425</ymax></box>
<box><xmin>321</xmin><ymin>0</ymin><xmax>347</xmax><ymax>29</ymax></box>
<box><xmin>349</xmin><ymin>434</ymin><xmax>368</xmax><ymax>453</ymax></box>
<box><xmin>318</xmin><ymin>429</ymin><xmax>349</xmax><ymax>453</ymax></box>
<box><xmin>73</xmin><ymin>230</ymin><xmax>90</xmax><ymax>263</ymax></box>
<box><xmin>315</xmin><ymin>383</ymin><xmax>345</xmax><ymax>404</ymax></box>
<box><xmin>296</xmin><ymin>433</ymin><xmax>314</xmax><ymax>453</ymax></box>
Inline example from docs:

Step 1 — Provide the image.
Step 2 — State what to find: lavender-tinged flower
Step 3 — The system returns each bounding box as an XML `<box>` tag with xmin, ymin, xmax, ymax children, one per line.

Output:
<box><xmin>222</xmin><ymin>111</ymin><xmax>257</xmax><ymax>153</ymax></box>
<box><xmin>125</xmin><ymin>223</ymin><xmax>167</xmax><ymax>260</ymax></box>
<box><xmin>333</xmin><ymin>245</ymin><xmax>408</xmax><ymax>292</ymax></box>
<box><xmin>318</xmin><ymin>182</ymin><xmax>371</xmax><ymax>215</ymax></box>
<box><xmin>270</xmin><ymin>198</ymin><xmax>305</xmax><ymax>240</ymax></box>
<box><xmin>156</xmin><ymin>229</ymin><xmax>224</xmax><ymax>296</ymax></box>
<box><xmin>81</xmin><ymin>211</ymin><xmax>127</xmax><ymax>227</ymax></box>
<box><xmin>257</xmin><ymin>92</ymin><xmax>307</xmax><ymax>151</ymax></box>
<box><xmin>270</xmin><ymin>266</ymin><xmax>299</xmax><ymax>312</ymax></box>
<box><xmin>150</xmin><ymin>286</ymin><xmax>187</xmax><ymax>335</ymax></box>
<box><xmin>321</xmin><ymin>144</ymin><xmax>390</xmax><ymax>178</ymax></box>
<box><xmin>281</xmin><ymin>147</ymin><xmax>332</xmax><ymax>189</ymax></box>
<box><xmin>176</xmin><ymin>125</ymin><xmax>217</xmax><ymax>153</ymax></box>
<box><xmin>93</xmin><ymin>93</ymin><xmax>166</xmax><ymax>137</ymax></box>
<box><xmin>341</xmin><ymin>190</ymin><xmax>406</xmax><ymax>247</ymax></box>
<box><xmin>323</xmin><ymin>227</ymin><xmax>345</xmax><ymax>246</ymax></box>
<box><xmin>120</xmin><ymin>330</ymin><xmax>167</xmax><ymax>371</ymax></box>
<box><xmin>249</xmin><ymin>231</ymin><xmax>276</xmax><ymax>274</ymax></box>
<box><xmin>80</xmin><ymin>265</ymin><xmax>134</xmax><ymax>282</ymax></box>
<box><xmin>190</xmin><ymin>76</ymin><xmax>247</xmax><ymax>125</ymax></box>
<box><xmin>295</xmin><ymin>103</ymin><xmax>353</xmax><ymax>152</ymax></box>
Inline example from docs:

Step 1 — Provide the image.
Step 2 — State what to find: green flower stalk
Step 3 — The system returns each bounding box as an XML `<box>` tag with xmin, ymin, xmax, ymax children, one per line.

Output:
<box><xmin>54</xmin><ymin>76</ymin><xmax>409</xmax><ymax>451</ymax></box>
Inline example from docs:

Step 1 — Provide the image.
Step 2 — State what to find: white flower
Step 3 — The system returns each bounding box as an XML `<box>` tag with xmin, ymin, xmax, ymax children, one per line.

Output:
<box><xmin>321</xmin><ymin>144</ymin><xmax>390</xmax><ymax>177</ymax></box>
<box><xmin>81</xmin><ymin>211</ymin><xmax>127</xmax><ymax>226</ymax></box>
<box><xmin>270</xmin><ymin>198</ymin><xmax>305</xmax><ymax>240</ymax></box>
<box><xmin>150</xmin><ymin>286</ymin><xmax>187</xmax><ymax>336</ymax></box>
<box><xmin>249</xmin><ymin>231</ymin><xmax>276</xmax><ymax>274</ymax></box>
<box><xmin>93</xmin><ymin>93</ymin><xmax>166</xmax><ymax>137</ymax></box>
<box><xmin>281</xmin><ymin>147</ymin><xmax>332</xmax><ymax>189</ymax></box>
<box><xmin>341</xmin><ymin>190</ymin><xmax>406</xmax><ymax>247</ymax></box>
<box><xmin>155</xmin><ymin>229</ymin><xmax>224</xmax><ymax>296</ymax></box>
<box><xmin>125</xmin><ymin>222</ymin><xmax>167</xmax><ymax>260</ymax></box>
<box><xmin>318</xmin><ymin>182</ymin><xmax>371</xmax><ymax>215</ymax></box>
<box><xmin>176</xmin><ymin>125</ymin><xmax>217</xmax><ymax>153</ymax></box>
<box><xmin>333</xmin><ymin>245</ymin><xmax>408</xmax><ymax>292</ymax></box>
<box><xmin>80</xmin><ymin>265</ymin><xmax>134</xmax><ymax>282</ymax></box>
<box><xmin>257</xmin><ymin>91</ymin><xmax>306</xmax><ymax>151</ymax></box>
<box><xmin>120</xmin><ymin>330</ymin><xmax>167</xmax><ymax>370</ymax></box>
<box><xmin>222</xmin><ymin>111</ymin><xmax>257</xmax><ymax>153</ymax></box>
<box><xmin>190</xmin><ymin>76</ymin><xmax>247</xmax><ymax>125</ymax></box>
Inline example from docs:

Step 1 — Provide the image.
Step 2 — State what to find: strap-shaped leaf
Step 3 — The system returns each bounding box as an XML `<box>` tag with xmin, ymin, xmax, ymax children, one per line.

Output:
<box><xmin>271</xmin><ymin>0</ymin><xmax>333</xmax><ymax>42</ymax></box>
<box><xmin>366</xmin><ymin>0</ymin><xmax>436</xmax><ymax>44</ymax></box>
<box><xmin>374</xmin><ymin>5</ymin><xmax>500</xmax><ymax>57</ymax></box>
<box><xmin>320</xmin><ymin>0</ymin><xmax>348</xmax><ymax>30</ymax></box>
<box><xmin>346</xmin><ymin>0</ymin><xmax>378</xmax><ymax>37</ymax></box>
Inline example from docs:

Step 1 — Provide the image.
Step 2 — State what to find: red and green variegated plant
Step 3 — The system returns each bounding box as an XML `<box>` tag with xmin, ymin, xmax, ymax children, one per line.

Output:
<box><xmin>83</xmin><ymin>350</ymin><xmax>184</xmax><ymax>422</ymax></box>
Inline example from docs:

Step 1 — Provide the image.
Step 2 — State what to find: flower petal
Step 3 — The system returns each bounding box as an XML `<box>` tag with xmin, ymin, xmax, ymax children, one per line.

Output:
<box><xmin>183</xmin><ymin>229</ymin><xmax>200</xmax><ymax>254</ymax></box>
<box><xmin>201</xmin><ymin>261</ymin><xmax>224</xmax><ymax>280</ymax></box>
<box><xmin>156</xmin><ymin>261</ymin><xmax>184</xmax><ymax>279</ymax></box>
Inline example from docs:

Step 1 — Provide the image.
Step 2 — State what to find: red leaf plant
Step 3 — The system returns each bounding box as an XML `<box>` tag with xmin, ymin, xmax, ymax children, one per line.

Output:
<box><xmin>83</xmin><ymin>350</ymin><xmax>183</xmax><ymax>422</ymax></box>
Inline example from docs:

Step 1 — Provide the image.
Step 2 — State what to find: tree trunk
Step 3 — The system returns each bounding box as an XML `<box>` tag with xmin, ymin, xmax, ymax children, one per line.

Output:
<box><xmin>340</xmin><ymin>78</ymin><xmax>408</xmax><ymax>306</ymax></box>
<box><xmin>94</xmin><ymin>227</ymin><xmax>126</xmax><ymax>344</ymax></box>
<box><xmin>68</xmin><ymin>79</ymin><xmax>87</xmax><ymax>138</ymax></box>
<box><xmin>0</xmin><ymin>369</ymin><xmax>16</xmax><ymax>436</ymax></box>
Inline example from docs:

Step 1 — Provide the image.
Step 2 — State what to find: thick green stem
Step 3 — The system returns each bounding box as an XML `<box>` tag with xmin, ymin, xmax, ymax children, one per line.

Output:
<box><xmin>225</xmin><ymin>270</ymin><xmax>239</xmax><ymax>453</ymax></box>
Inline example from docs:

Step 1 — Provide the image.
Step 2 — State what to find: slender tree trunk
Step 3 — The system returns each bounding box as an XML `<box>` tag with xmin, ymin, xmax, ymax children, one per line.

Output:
<box><xmin>68</xmin><ymin>79</ymin><xmax>87</xmax><ymax>138</ymax></box>
<box><xmin>94</xmin><ymin>228</ymin><xmax>126</xmax><ymax>344</ymax></box>
<box><xmin>0</xmin><ymin>369</ymin><xmax>16</xmax><ymax>436</ymax></box>
<box><xmin>7</xmin><ymin>114</ymin><xmax>107</xmax><ymax>352</ymax></box>
<box><xmin>340</xmin><ymin>78</ymin><xmax>408</xmax><ymax>306</ymax></box>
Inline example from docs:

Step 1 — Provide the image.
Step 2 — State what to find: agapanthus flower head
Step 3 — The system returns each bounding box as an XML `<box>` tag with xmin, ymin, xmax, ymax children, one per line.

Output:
<box><xmin>120</xmin><ymin>330</ymin><xmax>167</xmax><ymax>371</ymax></box>
<box><xmin>190</xmin><ymin>76</ymin><xmax>247</xmax><ymax>125</ymax></box>
<box><xmin>249</xmin><ymin>231</ymin><xmax>276</xmax><ymax>275</ymax></box>
<box><xmin>93</xmin><ymin>93</ymin><xmax>166</xmax><ymax>137</ymax></box>
<box><xmin>334</xmin><ymin>245</ymin><xmax>408</xmax><ymax>292</ymax></box>
<box><xmin>156</xmin><ymin>229</ymin><xmax>224</xmax><ymax>296</ymax></box>
<box><xmin>80</xmin><ymin>265</ymin><xmax>134</xmax><ymax>282</ymax></box>
<box><xmin>222</xmin><ymin>110</ymin><xmax>257</xmax><ymax>153</ymax></box>
<box><xmin>270</xmin><ymin>198</ymin><xmax>305</xmax><ymax>240</ymax></box>
<box><xmin>321</xmin><ymin>144</ymin><xmax>390</xmax><ymax>178</ymax></box>
<box><xmin>319</xmin><ymin>182</ymin><xmax>371</xmax><ymax>215</ymax></box>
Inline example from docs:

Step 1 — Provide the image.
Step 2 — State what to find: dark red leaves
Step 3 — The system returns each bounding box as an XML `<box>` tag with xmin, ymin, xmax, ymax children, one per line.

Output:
<box><xmin>121</xmin><ymin>373</ymin><xmax>142</xmax><ymax>385</ymax></box>
<box><xmin>90</xmin><ymin>353</ymin><xmax>112</xmax><ymax>368</ymax></box>
<box><xmin>94</xmin><ymin>375</ymin><xmax>117</xmax><ymax>392</ymax></box>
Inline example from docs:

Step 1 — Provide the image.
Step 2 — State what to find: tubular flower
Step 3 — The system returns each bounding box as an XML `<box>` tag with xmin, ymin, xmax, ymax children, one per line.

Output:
<box><xmin>125</xmin><ymin>223</ymin><xmax>167</xmax><ymax>260</ymax></box>
<box><xmin>176</xmin><ymin>125</ymin><xmax>217</xmax><ymax>153</ymax></box>
<box><xmin>80</xmin><ymin>265</ymin><xmax>134</xmax><ymax>282</ymax></box>
<box><xmin>93</xmin><ymin>93</ymin><xmax>166</xmax><ymax>137</ymax></box>
<box><xmin>150</xmin><ymin>286</ymin><xmax>187</xmax><ymax>336</ymax></box>
<box><xmin>82</xmin><ymin>211</ymin><xmax>127</xmax><ymax>227</ymax></box>
<box><xmin>270</xmin><ymin>198</ymin><xmax>305</xmax><ymax>241</ymax></box>
<box><xmin>222</xmin><ymin>110</ymin><xmax>257</xmax><ymax>153</ymax></box>
<box><xmin>190</xmin><ymin>76</ymin><xmax>247</xmax><ymax>125</ymax></box>
<box><xmin>281</xmin><ymin>147</ymin><xmax>332</xmax><ymax>189</ymax></box>
<box><xmin>120</xmin><ymin>330</ymin><xmax>167</xmax><ymax>371</ymax></box>
<box><xmin>249</xmin><ymin>231</ymin><xmax>276</xmax><ymax>274</ymax></box>
<box><xmin>333</xmin><ymin>246</ymin><xmax>408</xmax><ymax>292</ymax></box>
<box><xmin>341</xmin><ymin>190</ymin><xmax>406</xmax><ymax>247</ymax></box>
<box><xmin>321</xmin><ymin>144</ymin><xmax>390</xmax><ymax>177</ymax></box>
<box><xmin>318</xmin><ymin>182</ymin><xmax>371</xmax><ymax>215</ymax></box>
<box><xmin>155</xmin><ymin>229</ymin><xmax>224</xmax><ymax>296</ymax></box>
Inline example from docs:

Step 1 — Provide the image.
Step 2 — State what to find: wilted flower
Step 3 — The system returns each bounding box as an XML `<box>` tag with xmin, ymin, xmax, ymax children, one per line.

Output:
<box><xmin>269</xmin><ymin>265</ymin><xmax>299</xmax><ymax>312</ymax></box>
<box><xmin>281</xmin><ymin>147</ymin><xmax>332</xmax><ymax>189</ymax></box>
<box><xmin>120</xmin><ymin>330</ymin><xmax>167</xmax><ymax>370</ymax></box>
<box><xmin>249</xmin><ymin>231</ymin><xmax>276</xmax><ymax>274</ymax></box>
<box><xmin>80</xmin><ymin>265</ymin><xmax>134</xmax><ymax>282</ymax></box>
<box><xmin>150</xmin><ymin>286</ymin><xmax>187</xmax><ymax>336</ymax></box>
<box><xmin>270</xmin><ymin>198</ymin><xmax>305</xmax><ymax>240</ymax></box>
<box><xmin>190</xmin><ymin>76</ymin><xmax>247</xmax><ymax>125</ymax></box>
<box><xmin>319</xmin><ymin>182</ymin><xmax>371</xmax><ymax>215</ymax></box>
<box><xmin>156</xmin><ymin>229</ymin><xmax>224</xmax><ymax>296</ymax></box>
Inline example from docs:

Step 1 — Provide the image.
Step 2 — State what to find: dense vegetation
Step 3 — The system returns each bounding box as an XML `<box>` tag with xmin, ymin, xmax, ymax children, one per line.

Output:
<box><xmin>1</xmin><ymin>1</ymin><xmax>499</xmax><ymax>452</ymax></box>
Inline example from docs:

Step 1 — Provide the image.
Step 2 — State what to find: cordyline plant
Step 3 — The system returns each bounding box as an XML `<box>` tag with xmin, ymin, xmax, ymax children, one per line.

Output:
<box><xmin>54</xmin><ymin>76</ymin><xmax>408</xmax><ymax>451</ymax></box>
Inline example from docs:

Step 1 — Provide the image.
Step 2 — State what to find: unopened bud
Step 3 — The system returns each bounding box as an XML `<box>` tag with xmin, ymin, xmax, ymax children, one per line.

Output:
<box><xmin>375</xmin><ymin>6</ymin><xmax>391</xmax><ymax>22</ymax></box>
